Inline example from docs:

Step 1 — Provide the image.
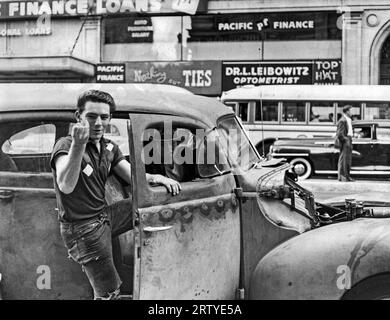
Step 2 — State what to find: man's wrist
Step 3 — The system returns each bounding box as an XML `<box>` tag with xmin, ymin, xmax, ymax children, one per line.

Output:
<box><xmin>72</xmin><ymin>140</ymin><xmax>87</xmax><ymax>147</ymax></box>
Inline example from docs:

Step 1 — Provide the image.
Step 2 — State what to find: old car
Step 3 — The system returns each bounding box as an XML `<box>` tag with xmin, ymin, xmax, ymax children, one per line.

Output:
<box><xmin>2</xmin><ymin>84</ymin><xmax>390</xmax><ymax>300</ymax></box>
<box><xmin>269</xmin><ymin>120</ymin><xmax>390</xmax><ymax>180</ymax></box>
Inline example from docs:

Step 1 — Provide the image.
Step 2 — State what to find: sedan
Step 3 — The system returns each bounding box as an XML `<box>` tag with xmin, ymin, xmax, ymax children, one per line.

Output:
<box><xmin>269</xmin><ymin>120</ymin><xmax>390</xmax><ymax>180</ymax></box>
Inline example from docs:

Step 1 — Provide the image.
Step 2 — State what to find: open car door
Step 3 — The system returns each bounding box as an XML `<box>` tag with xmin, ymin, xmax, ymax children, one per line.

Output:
<box><xmin>127</xmin><ymin>113</ymin><xmax>241</xmax><ymax>299</ymax></box>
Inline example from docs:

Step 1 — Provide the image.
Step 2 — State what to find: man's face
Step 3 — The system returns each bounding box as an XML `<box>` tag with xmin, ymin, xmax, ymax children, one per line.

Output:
<box><xmin>78</xmin><ymin>101</ymin><xmax>111</xmax><ymax>141</ymax></box>
<box><xmin>346</xmin><ymin>109</ymin><xmax>352</xmax><ymax>118</ymax></box>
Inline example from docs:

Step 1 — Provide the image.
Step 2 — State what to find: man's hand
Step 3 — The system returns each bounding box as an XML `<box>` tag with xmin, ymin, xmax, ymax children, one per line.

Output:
<box><xmin>150</xmin><ymin>174</ymin><xmax>182</xmax><ymax>196</ymax></box>
<box><xmin>72</xmin><ymin>120</ymin><xmax>89</xmax><ymax>145</ymax></box>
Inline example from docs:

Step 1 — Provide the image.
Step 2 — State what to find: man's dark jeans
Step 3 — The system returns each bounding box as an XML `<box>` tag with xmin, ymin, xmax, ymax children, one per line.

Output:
<box><xmin>60</xmin><ymin>200</ymin><xmax>132</xmax><ymax>299</ymax></box>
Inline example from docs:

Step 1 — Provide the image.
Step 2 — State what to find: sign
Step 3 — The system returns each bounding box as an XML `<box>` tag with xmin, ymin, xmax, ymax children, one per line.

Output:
<box><xmin>313</xmin><ymin>60</ymin><xmax>342</xmax><ymax>84</ymax></box>
<box><xmin>0</xmin><ymin>27</ymin><xmax>51</xmax><ymax>36</ymax></box>
<box><xmin>189</xmin><ymin>12</ymin><xmax>341</xmax><ymax>42</ymax></box>
<box><xmin>222</xmin><ymin>60</ymin><xmax>342</xmax><ymax>91</ymax></box>
<box><xmin>125</xmin><ymin>61</ymin><xmax>221</xmax><ymax>95</ymax></box>
<box><xmin>96</xmin><ymin>63</ymin><xmax>126</xmax><ymax>83</ymax></box>
<box><xmin>0</xmin><ymin>0</ymin><xmax>205</xmax><ymax>20</ymax></box>
<box><xmin>105</xmin><ymin>17</ymin><xmax>153</xmax><ymax>43</ymax></box>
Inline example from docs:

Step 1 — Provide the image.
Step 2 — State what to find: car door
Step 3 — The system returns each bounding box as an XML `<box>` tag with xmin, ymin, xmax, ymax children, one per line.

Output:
<box><xmin>0</xmin><ymin>112</ymin><xmax>92</xmax><ymax>299</ymax></box>
<box><xmin>128</xmin><ymin>114</ymin><xmax>240</xmax><ymax>300</ymax></box>
<box><xmin>351</xmin><ymin>125</ymin><xmax>375</xmax><ymax>171</ymax></box>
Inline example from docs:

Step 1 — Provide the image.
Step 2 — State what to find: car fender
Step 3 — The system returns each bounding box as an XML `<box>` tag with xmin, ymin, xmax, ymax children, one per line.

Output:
<box><xmin>249</xmin><ymin>218</ymin><xmax>390</xmax><ymax>299</ymax></box>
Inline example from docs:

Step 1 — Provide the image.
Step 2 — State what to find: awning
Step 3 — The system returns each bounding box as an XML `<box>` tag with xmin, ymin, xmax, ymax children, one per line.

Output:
<box><xmin>0</xmin><ymin>56</ymin><xmax>95</xmax><ymax>81</ymax></box>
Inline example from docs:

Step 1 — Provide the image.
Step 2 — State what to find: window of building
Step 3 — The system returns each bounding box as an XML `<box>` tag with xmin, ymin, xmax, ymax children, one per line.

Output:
<box><xmin>309</xmin><ymin>101</ymin><xmax>335</xmax><ymax>124</ymax></box>
<box><xmin>282</xmin><ymin>101</ymin><xmax>306</xmax><ymax>122</ymax></box>
<box><xmin>255</xmin><ymin>101</ymin><xmax>278</xmax><ymax>122</ymax></box>
<box><xmin>103</xmin><ymin>11</ymin><xmax>341</xmax><ymax>62</ymax></box>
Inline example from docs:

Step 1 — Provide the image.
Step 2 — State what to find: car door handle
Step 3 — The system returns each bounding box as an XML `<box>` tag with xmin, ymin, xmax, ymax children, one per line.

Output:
<box><xmin>143</xmin><ymin>226</ymin><xmax>173</xmax><ymax>233</ymax></box>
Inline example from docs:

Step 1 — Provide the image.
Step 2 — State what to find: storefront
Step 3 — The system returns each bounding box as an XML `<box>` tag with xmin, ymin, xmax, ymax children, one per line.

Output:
<box><xmin>100</xmin><ymin>8</ymin><xmax>342</xmax><ymax>95</ymax></box>
<box><xmin>0</xmin><ymin>0</ymin><xmax>100</xmax><ymax>82</ymax></box>
<box><xmin>1</xmin><ymin>0</ymin><xmax>390</xmax><ymax>86</ymax></box>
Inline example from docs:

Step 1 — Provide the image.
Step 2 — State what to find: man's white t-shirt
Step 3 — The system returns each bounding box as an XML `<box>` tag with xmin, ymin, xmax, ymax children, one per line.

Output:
<box><xmin>345</xmin><ymin>115</ymin><xmax>353</xmax><ymax>137</ymax></box>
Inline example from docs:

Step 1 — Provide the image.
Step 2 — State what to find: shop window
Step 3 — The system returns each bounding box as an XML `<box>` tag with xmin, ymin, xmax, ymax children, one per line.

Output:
<box><xmin>255</xmin><ymin>101</ymin><xmax>278</xmax><ymax>122</ymax></box>
<box><xmin>364</xmin><ymin>103</ymin><xmax>390</xmax><ymax>120</ymax></box>
<box><xmin>336</xmin><ymin>102</ymin><xmax>361</xmax><ymax>121</ymax></box>
<box><xmin>282</xmin><ymin>101</ymin><xmax>306</xmax><ymax>123</ymax></box>
<box><xmin>309</xmin><ymin>101</ymin><xmax>335</xmax><ymax>123</ymax></box>
<box><xmin>1</xmin><ymin>124</ymin><xmax>56</xmax><ymax>173</ymax></box>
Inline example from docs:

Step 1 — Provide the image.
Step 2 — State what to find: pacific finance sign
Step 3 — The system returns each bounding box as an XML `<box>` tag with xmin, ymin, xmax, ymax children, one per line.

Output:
<box><xmin>0</xmin><ymin>0</ymin><xmax>201</xmax><ymax>19</ymax></box>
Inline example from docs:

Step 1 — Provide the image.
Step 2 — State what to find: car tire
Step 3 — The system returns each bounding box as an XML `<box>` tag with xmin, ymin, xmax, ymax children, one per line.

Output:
<box><xmin>289</xmin><ymin>157</ymin><xmax>312</xmax><ymax>180</ymax></box>
<box><xmin>342</xmin><ymin>274</ymin><xmax>390</xmax><ymax>300</ymax></box>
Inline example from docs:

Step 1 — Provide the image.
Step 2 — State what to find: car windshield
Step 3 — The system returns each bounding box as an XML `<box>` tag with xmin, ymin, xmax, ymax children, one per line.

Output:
<box><xmin>217</xmin><ymin>116</ymin><xmax>260</xmax><ymax>171</ymax></box>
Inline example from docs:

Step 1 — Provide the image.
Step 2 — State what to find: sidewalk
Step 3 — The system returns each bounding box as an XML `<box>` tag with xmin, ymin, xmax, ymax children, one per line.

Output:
<box><xmin>300</xmin><ymin>178</ymin><xmax>390</xmax><ymax>193</ymax></box>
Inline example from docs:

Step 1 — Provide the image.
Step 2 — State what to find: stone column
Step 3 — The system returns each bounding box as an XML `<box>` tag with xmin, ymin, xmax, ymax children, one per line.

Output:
<box><xmin>341</xmin><ymin>11</ymin><xmax>364</xmax><ymax>84</ymax></box>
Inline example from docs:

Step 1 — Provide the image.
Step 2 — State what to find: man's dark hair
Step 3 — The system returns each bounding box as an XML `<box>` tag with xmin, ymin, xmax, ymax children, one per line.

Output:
<box><xmin>343</xmin><ymin>105</ymin><xmax>352</xmax><ymax>113</ymax></box>
<box><xmin>77</xmin><ymin>89</ymin><xmax>116</xmax><ymax>114</ymax></box>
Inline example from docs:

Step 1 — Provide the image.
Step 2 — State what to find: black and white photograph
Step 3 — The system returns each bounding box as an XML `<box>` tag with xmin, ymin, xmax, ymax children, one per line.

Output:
<box><xmin>2</xmin><ymin>0</ymin><xmax>390</xmax><ymax>309</ymax></box>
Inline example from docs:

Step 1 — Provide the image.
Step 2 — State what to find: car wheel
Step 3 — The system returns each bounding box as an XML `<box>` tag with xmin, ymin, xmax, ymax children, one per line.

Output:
<box><xmin>290</xmin><ymin>158</ymin><xmax>312</xmax><ymax>180</ymax></box>
<box><xmin>342</xmin><ymin>274</ymin><xmax>390</xmax><ymax>300</ymax></box>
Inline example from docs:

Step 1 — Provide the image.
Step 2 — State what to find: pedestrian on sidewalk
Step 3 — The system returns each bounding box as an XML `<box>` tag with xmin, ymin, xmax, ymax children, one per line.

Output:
<box><xmin>335</xmin><ymin>105</ymin><xmax>355</xmax><ymax>182</ymax></box>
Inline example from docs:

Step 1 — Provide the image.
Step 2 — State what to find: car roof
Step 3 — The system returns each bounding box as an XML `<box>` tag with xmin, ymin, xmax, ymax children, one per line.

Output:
<box><xmin>353</xmin><ymin>120</ymin><xmax>390</xmax><ymax>127</ymax></box>
<box><xmin>221</xmin><ymin>85</ymin><xmax>390</xmax><ymax>101</ymax></box>
<box><xmin>0</xmin><ymin>83</ymin><xmax>233</xmax><ymax>127</ymax></box>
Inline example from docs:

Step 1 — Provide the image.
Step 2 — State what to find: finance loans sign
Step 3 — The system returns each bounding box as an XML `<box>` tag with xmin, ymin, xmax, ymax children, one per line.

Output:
<box><xmin>222</xmin><ymin>60</ymin><xmax>341</xmax><ymax>90</ymax></box>
<box><xmin>0</xmin><ymin>0</ymin><xmax>202</xmax><ymax>19</ymax></box>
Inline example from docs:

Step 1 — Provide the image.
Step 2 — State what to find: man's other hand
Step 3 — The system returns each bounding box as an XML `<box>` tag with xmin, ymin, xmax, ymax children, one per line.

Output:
<box><xmin>72</xmin><ymin>120</ymin><xmax>89</xmax><ymax>145</ymax></box>
<box><xmin>151</xmin><ymin>175</ymin><xmax>182</xmax><ymax>196</ymax></box>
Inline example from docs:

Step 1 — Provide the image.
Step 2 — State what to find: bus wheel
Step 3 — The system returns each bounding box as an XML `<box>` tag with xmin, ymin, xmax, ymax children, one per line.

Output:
<box><xmin>290</xmin><ymin>158</ymin><xmax>312</xmax><ymax>180</ymax></box>
<box><xmin>342</xmin><ymin>274</ymin><xmax>390</xmax><ymax>300</ymax></box>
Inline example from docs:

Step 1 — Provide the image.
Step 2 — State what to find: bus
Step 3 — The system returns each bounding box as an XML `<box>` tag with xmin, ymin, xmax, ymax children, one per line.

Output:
<box><xmin>220</xmin><ymin>85</ymin><xmax>390</xmax><ymax>156</ymax></box>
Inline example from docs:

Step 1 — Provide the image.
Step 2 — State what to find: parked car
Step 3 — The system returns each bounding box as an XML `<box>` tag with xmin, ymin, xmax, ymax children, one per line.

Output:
<box><xmin>269</xmin><ymin>120</ymin><xmax>390</xmax><ymax>180</ymax></box>
<box><xmin>2</xmin><ymin>85</ymin><xmax>390</xmax><ymax>300</ymax></box>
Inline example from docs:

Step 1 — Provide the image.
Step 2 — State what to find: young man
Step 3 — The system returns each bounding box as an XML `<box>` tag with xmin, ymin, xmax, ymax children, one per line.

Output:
<box><xmin>50</xmin><ymin>89</ymin><xmax>181</xmax><ymax>299</ymax></box>
<box><xmin>335</xmin><ymin>105</ymin><xmax>354</xmax><ymax>182</ymax></box>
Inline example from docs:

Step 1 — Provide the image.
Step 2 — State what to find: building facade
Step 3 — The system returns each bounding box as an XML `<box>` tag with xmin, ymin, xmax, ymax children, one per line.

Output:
<box><xmin>1</xmin><ymin>0</ymin><xmax>390</xmax><ymax>91</ymax></box>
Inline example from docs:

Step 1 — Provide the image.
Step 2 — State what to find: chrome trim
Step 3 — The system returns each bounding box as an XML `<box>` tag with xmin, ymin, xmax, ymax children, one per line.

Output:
<box><xmin>271</xmin><ymin>153</ymin><xmax>309</xmax><ymax>157</ymax></box>
<box><xmin>316</xmin><ymin>170</ymin><xmax>390</xmax><ymax>175</ymax></box>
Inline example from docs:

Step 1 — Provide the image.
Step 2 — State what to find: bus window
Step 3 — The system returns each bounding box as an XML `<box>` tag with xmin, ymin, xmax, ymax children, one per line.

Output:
<box><xmin>364</xmin><ymin>102</ymin><xmax>390</xmax><ymax>120</ymax></box>
<box><xmin>282</xmin><ymin>101</ymin><xmax>306</xmax><ymax>123</ymax></box>
<box><xmin>309</xmin><ymin>101</ymin><xmax>335</xmax><ymax>124</ymax></box>
<box><xmin>255</xmin><ymin>101</ymin><xmax>278</xmax><ymax>122</ymax></box>
<box><xmin>337</xmin><ymin>102</ymin><xmax>361</xmax><ymax>121</ymax></box>
<box><xmin>237</xmin><ymin>102</ymin><xmax>249</xmax><ymax>122</ymax></box>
